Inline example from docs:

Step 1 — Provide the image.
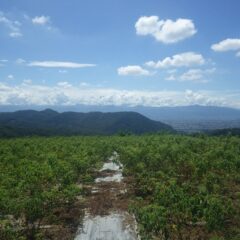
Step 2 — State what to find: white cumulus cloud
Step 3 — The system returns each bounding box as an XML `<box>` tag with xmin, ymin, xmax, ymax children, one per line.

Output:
<box><xmin>16</xmin><ymin>58</ymin><xmax>26</xmax><ymax>64</ymax></box>
<box><xmin>0</xmin><ymin>82</ymin><xmax>239</xmax><ymax>108</ymax></box>
<box><xmin>118</xmin><ymin>65</ymin><xmax>151</xmax><ymax>76</ymax></box>
<box><xmin>32</xmin><ymin>15</ymin><xmax>50</xmax><ymax>25</ymax></box>
<box><xmin>211</xmin><ymin>38</ymin><xmax>240</xmax><ymax>52</ymax></box>
<box><xmin>28</xmin><ymin>61</ymin><xmax>96</xmax><ymax>68</ymax></box>
<box><xmin>135</xmin><ymin>16</ymin><xmax>197</xmax><ymax>44</ymax></box>
<box><xmin>146</xmin><ymin>52</ymin><xmax>205</xmax><ymax>69</ymax></box>
<box><xmin>9</xmin><ymin>32</ymin><xmax>22</xmax><ymax>38</ymax></box>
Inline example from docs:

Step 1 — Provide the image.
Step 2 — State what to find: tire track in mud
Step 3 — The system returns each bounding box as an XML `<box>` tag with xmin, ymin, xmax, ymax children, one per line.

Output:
<box><xmin>75</xmin><ymin>152</ymin><xmax>140</xmax><ymax>240</ymax></box>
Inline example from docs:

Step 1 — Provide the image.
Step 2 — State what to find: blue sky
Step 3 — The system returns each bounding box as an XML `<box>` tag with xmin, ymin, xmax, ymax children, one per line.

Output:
<box><xmin>0</xmin><ymin>0</ymin><xmax>240</xmax><ymax>108</ymax></box>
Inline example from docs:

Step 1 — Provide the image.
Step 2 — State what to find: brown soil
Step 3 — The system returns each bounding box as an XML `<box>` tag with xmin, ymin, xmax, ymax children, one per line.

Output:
<box><xmin>87</xmin><ymin>181</ymin><xmax>130</xmax><ymax>216</ymax></box>
<box><xmin>41</xmin><ymin>200</ymin><xmax>85</xmax><ymax>240</ymax></box>
<box><xmin>41</xmin><ymin>165</ymin><xmax>134</xmax><ymax>239</ymax></box>
<box><xmin>86</xmin><ymin>168</ymin><xmax>133</xmax><ymax>216</ymax></box>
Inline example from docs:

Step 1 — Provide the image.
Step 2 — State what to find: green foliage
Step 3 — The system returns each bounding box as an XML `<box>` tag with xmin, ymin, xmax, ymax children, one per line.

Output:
<box><xmin>115</xmin><ymin>134</ymin><xmax>240</xmax><ymax>239</ymax></box>
<box><xmin>204</xmin><ymin>196</ymin><xmax>233</xmax><ymax>230</ymax></box>
<box><xmin>0</xmin><ymin>110</ymin><xmax>173</xmax><ymax>137</ymax></box>
<box><xmin>0</xmin><ymin>136</ymin><xmax>113</xmax><ymax>239</ymax></box>
<box><xmin>0</xmin><ymin>134</ymin><xmax>239</xmax><ymax>239</ymax></box>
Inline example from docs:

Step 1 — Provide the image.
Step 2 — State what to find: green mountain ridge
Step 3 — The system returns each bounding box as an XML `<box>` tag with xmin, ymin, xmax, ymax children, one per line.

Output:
<box><xmin>0</xmin><ymin>109</ymin><xmax>174</xmax><ymax>137</ymax></box>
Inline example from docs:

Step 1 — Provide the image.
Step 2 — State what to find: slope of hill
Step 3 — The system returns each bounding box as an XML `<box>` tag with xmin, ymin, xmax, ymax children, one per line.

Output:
<box><xmin>0</xmin><ymin>109</ymin><xmax>174</xmax><ymax>137</ymax></box>
<box><xmin>1</xmin><ymin>105</ymin><xmax>240</xmax><ymax>132</ymax></box>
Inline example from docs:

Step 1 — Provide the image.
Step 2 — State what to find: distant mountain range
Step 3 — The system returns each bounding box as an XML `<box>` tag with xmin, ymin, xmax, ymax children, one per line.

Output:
<box><xmin>0</xmin><ymin>109</ymin><xmax>173</xmax><ymax>137</ymax></box>
<box><xmin>1</xmin><ymin>105</ymin><xmax>240</xmax><ymax>132</ymax></box>
<box><xmin>1</xmin><ymin>105</ymin><xmax>240</xmax><ymax>120</ymax></box>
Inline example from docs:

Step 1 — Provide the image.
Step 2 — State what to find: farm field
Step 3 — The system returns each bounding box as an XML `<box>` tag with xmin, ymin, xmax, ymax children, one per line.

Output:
<box><xmin>0</xmin><ymin>134</ymin><xmax>240</xmax><ymax>240</ymax></box>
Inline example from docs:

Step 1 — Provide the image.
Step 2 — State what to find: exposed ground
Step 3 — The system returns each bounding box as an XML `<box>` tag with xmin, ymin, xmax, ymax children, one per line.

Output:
<box><xmin>36</xmin><ymin>153</ymin><xmax>139</xmax><ymax>240</ymax></box>
<box><xmin>74</xmin><ymin>153</ymin><xmax>140</xmax><ymax>240</ymax></box>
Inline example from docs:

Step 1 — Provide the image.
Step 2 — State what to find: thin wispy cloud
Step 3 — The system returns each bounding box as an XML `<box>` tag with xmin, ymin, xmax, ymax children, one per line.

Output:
<box><xmin>146</xmin><ymin>52</ymin><xmax>205</xmax><ymax>69</ymax></box>
<box><xmin>57</xmin><ymin>81</ymin><xmax>72</xmax><ymax>88</ymax></box>
<box><xmin>165</xmin><ymin>68</ymin><xmax>215</xmax><ymax>83</ymax></box>
<box><xmin>179</xmin><ymin>68</ymin><xmax>215</xmax><ymax>83</ymax></box>
<box><xmin>7</xmin><ymin>74</ymin><xmax>14</xmax><ymax>80</ymax></box>
<box><xmin>0</xmin><ymin>12</ymin><xmax>22</xmax><ymax>38</ymax></box>
<box><xmin>16</xmin><ymin>58</ymin><xmax>26</xmax><ymax>64</ymax></box>
<box><xmin>28</xmin><ymin>61</ymin><xmax>96</xmax><ymax>69</ymax></box>
<box><xmin>80</xmin><ymin>82</ymin><xmax>89</xmax><ymax>87</ymax></box>
<box><xmin>22</xmin><ymin>79</ymin><xmax>32</xmax><ymax>85</ymax></box>
<box><xmin>0</xmin><ymin>59</ymin><xmax>8</xmax><ymax>67</ymax></box>
<box><xmin>59</xmin><ymin>69</ymin><xmax>68</xmax><ymax>73</ymax></box>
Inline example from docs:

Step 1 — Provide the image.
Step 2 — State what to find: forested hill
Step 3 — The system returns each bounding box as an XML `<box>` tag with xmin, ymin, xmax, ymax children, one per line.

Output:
<box><xmin>0</xmin><ymin>109</ymin><xmax>174</xmax><ymax>137</ymax></box>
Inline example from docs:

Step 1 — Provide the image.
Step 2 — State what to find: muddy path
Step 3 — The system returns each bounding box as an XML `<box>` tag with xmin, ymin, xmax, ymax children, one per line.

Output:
<box><xmin>74</xmin><ymin>152</ymin><xmax>140</xmax><ymax>240</ymax></box>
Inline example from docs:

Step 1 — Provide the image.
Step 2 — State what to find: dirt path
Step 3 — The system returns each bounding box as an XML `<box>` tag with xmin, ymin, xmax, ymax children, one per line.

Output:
<box><xmin>74</xmin><ymin>152</ymin><xmax>140</xmax><ymax>240</ymax></box>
